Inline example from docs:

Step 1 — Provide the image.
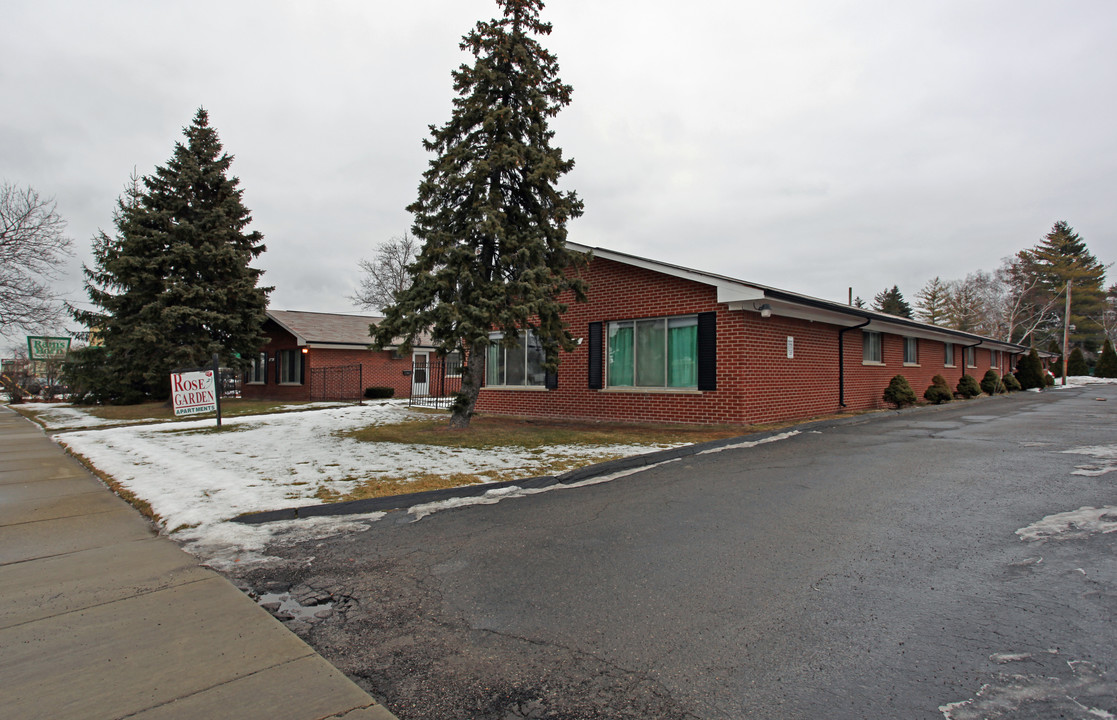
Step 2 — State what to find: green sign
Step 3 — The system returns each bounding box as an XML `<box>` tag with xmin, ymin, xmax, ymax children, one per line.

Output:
<box><xmin>27</xmin><ymin>336</ymin><xmax>72</xmax><ymax>361</ymax></box>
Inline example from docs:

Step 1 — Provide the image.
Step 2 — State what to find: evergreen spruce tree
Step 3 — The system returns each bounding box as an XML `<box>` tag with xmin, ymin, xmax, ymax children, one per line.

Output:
<box><xmin>372</xmin><ymin>0</ymin><xmax>585</xmax><ymax>428</ymax></box>
<box><xmin>74</xmin><ymin>109</ymin><xmax>271</xmax><ymax>402</ymax></box>
<box><xmin>1014</xmin><ymin>348</ymin><xmax>1045</xmax><ymax>390</ymax></box>
<box><xmin>1021</xmin><ymin>221</ymin><xmax>1108</xmax><ymax>347</ymax></box>
<box><xmin>1047</xmin><ymin>340</ymin><xmax>1064</xmax><ymax>377</ymax></box>
<box><xmin>1096</xmin><ymin>338</ymin><xmax>1117</xmax><ymax>378</ymax></box>
<box><xmin>872</xmin><ymin>285</ymin><xmax>913</xmax><ymax>318</ymax></box>
<box><xmin>1066</xmin><ymin>347</ymin><xmax>1089</xmax><ymax>376</ymax></box>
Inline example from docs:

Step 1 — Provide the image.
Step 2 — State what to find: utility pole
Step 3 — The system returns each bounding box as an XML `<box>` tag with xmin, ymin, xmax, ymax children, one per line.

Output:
<box><xmin>1062</xmin><ymin>280</ymin><xmax>1072</xmax><ymax>387</ymax></box>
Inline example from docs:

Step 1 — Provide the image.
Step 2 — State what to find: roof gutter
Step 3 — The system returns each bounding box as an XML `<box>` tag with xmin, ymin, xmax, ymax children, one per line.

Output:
<box><xmin>838</xmin><ymin>318</ymin><xmax>872</xmax><ymax>408</ymax></box>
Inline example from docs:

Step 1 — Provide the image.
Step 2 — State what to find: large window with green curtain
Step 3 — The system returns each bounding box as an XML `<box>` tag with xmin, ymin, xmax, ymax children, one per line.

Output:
<box><xmin>607</xmin><ymin>316</ymin><xmax>698</xmax><ymax>388</ymax></box>
<box><xmin>486</xmin><ymin>332</ymin><xmax>546</xmax><ymax>386</ymax></box>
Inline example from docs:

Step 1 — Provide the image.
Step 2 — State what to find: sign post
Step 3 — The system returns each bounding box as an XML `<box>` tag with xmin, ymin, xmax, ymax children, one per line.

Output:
<box><xmin>170</xmin><ymin>356</ymin><xmax>222</xmax><ymax>427</ymax></box>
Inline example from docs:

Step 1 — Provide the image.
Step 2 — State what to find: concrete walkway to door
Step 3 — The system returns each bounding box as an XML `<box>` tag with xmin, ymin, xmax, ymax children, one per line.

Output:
<box><xmin>0</xmin><ymin>405</ymin><xmax>398</xmax><ymax>720</ymax></box>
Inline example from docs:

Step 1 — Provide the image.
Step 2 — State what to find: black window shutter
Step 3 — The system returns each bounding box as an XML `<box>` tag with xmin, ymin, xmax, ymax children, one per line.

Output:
<box><xmin>588</xmin><ymin>322</ymin><xmax>603</xmax><ymax>389</ymax></box>
<box><xmin>299</xmin><ymin>351</ymin><xmax>306</xmax><ymax>386</ymax></box>
<box><xmin>697</xmin><ymin>312</ymin><xmax>717</xmax><ymax>391</ymax></box>
<box><xmin>545</xmin><ymin>369</ymin><xmax>558</xmax><ymax>389</ymax></box>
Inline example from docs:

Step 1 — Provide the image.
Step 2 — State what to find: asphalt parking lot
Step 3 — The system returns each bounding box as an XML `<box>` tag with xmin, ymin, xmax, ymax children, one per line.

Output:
<box><xmin>230</xmin><ymin>386</ymin><xmax>1117</xmax><ymax>720</ymax></box>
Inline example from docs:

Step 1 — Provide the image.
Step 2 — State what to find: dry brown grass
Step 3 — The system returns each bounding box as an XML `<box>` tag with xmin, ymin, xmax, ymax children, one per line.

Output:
<box><xmin>342</xmin><ymin>414</ymin><xmax>748</xmax><ymax>450</ymax></box>
<box><xmin>64</xmin><ymin>448</ymin><xmax>160</xmax><ymax>525</ymax></box>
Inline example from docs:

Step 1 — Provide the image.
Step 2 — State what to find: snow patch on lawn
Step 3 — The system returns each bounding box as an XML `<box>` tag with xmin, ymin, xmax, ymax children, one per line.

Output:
<box><xmin>1052</xmin><ymin>375</ymin><xmax>1117</xmax><ymax>389</ymax></box>
<box><xmin>56</xmin><ymin>403</ymin><xmax>685</xmax><ymax>563</ymax></box>
<box><xmin>1016</xmin><ymin>507</ymin><xmax>1117</xmax><ymax>542</ymax></box>
<box><xmin>20</xmin><ymin>404</ymin><xmax>142</xmax><ymax>429</ymax></box>
<box><xmin>1063</xmin><ymin>444</ymin><xmax>1117</xmax><ymax>477</ymax></box>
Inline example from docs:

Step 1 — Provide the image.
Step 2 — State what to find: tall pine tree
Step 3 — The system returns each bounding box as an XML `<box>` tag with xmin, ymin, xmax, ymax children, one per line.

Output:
<box><xmin>914</xmin><ymin>276</ymin><xmax>950</xmax><ymax>325</ymax></box>
<box><xmin>1020</xmin><ymin>221</ymin><xmax>1108</xmax><ymax>347</ymax></box>
<box><xmin>75</xmin><ymin>109</ymin><xmax>271</xmax><ymax>402</ymax></box>
<box><xmin>372</xmin><ymin>0</ymin><xmax>585</xmax><ymax>428</ymax></box>
<box><xmin>872</xmin><ymin>286</ymin><xmax>913</xmax><ymax>318</ymax></box>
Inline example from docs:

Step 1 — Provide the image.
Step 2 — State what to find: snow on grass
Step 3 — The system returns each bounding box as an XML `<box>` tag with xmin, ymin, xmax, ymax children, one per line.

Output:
<box><xmin>1051</xmin><ymin>375</ymin><xmax>1117</xmax><ymax>389</ymax></box>
<box><xmin>56</xmin><ymin>402</ymin><xmax>688</xmax><ymax>564</ymax></box>
<box><xmin>1063</xmin><ymin>444</ymin><xmax>1117</xmax><ymax>477</ymax></box>
<box><xmin>17</xmin><ymin>403</ymin><xmax>144</xmax><ymax>429</ymax></box>
<box><xmin>1016</xmin><ymin>506</ymin><xmax>1117</xmax><ymax>542</ymax></box>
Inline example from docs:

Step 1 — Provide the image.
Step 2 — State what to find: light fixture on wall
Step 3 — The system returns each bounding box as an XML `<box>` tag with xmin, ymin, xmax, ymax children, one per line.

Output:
<box><xmin>301</xmin><ymin>347</ymin><xmax>309</xmax><ymax>354</ymax></box>
<box><xmin>757</xmin><ymin>303</ymin><xmax>772</xmax><ymax>318</ymax></box>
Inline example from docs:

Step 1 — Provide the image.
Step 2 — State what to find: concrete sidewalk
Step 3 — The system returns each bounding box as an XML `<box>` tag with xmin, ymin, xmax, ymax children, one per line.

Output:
<box><xmin>0</xmin><ymin>406</ymin><xmax>398</xmax><ymax>720</ymax></box>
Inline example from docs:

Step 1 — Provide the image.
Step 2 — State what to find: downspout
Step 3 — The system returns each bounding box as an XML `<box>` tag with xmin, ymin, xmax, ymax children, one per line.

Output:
<box><xmin>838</xmin><ymin>319</ymin><xmax>871</xmax><ymax>407</ymax></box>
<box><xmin>959</xmin><ymin>341</ymin><xmax>981</xmax><ymax>382</ymax></box>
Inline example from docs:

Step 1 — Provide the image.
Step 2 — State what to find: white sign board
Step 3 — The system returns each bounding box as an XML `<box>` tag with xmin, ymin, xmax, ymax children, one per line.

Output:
<box><xmin>171</xmin><ymin>369</ymin><xmax>217</xmax><ymax>417</ymax></box>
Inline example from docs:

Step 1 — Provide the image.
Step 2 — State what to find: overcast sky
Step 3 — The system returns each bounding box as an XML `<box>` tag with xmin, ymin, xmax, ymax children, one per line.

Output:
<box><xmin>3</xmin><ymin>0</ymin><xmax>1115</xmax><ymax>351</ymax></box>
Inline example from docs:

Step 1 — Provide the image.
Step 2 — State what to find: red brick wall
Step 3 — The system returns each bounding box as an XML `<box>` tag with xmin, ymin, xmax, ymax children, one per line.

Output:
<box><xmin>241</xmin><ymin>324</ymin><xmax>416</xmax><ymax>401</ymax></box>
<box><xmin>474</xmin><ymin>256</ymin><xmax>1017</xmax><ymax>426</ymax></box>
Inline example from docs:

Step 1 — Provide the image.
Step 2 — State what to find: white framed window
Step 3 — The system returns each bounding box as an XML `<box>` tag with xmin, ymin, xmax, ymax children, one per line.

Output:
<box><xmin>990</xmin><ymin>349</ymin><xmax>999</xmax><ymax>367</ymax></box>
<box><xmin>903</xmin><ymin>337</ymin><xmax>918</xmax><ymax>365</ymax></box>
<box><xmin>863</xmin><ymin>331</ymin><xmax>883</xmax><ymax>364</ymax></box>
<box><xmin>965</xmin><ymin>346</ymin><xmax>976</xmax><ymax>368</ymax></box>
<box><xmin>607</xmin><ymin>315</ymin><xmax>698</xmax><ymax>388</ymax></box>
<box><xmin>486</xmin><ymin>332</ymin><xmax>545</xmax><ymax>387</ymax></box>
<box><xmin>944</xmin><ymin>342</ymin><xmax>955</xmax><ymax>367</ymax></box>
<box><xmin>278</xmin><ymin>349</ymin><xmax>303</xmax><ymax>385</ymax></box>
<box><xmin>247</xmin><ymin>352</ymin><xmax>266</xmax><ymax>384</ymax></box>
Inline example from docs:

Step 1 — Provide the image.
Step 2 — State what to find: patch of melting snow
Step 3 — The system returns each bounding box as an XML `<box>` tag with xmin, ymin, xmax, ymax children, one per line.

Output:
<box><xmin>407</xmin><ymin>460</ymin><xmax>684</xmax><ymax>521</ymax></box>
<box><xmin>1063</xmin><ymin>444</ymin><xmax>1117</xmax><ymax>477</ymax></box>
<box><xmin>940</xmin><ymin>660</ymin><xmax>1117</xmax><ymax>720</ymax></box>
<box><xmin>696</xmin><ymin>431</ymin><xmax>799</xmax><ymax>455</ymax></box>
<box><xmin>1016</xmin><ymin>506</ymin><xmax>1117</xmax><ymax>542</ymax></box>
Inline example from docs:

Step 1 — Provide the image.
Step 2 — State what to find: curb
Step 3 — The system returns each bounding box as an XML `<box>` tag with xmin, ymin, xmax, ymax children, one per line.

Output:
<box><xmin>231</xmin><ymin>389</ymin><xmax>1063</xmax><ymax>525</ymax></box>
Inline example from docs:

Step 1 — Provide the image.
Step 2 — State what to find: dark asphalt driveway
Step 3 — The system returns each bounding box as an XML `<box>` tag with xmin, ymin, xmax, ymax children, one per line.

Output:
<box><xmin>231</xmin><ymin>386</ymin><xmax>1117</xmax><ymax>720</ymax></box>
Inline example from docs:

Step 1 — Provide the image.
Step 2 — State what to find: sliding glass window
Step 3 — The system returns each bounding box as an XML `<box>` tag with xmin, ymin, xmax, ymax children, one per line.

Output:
<box><xmin>607</xmin><ymin>316</ymin><xmax>697</xmax><ymax>388</ymax></box>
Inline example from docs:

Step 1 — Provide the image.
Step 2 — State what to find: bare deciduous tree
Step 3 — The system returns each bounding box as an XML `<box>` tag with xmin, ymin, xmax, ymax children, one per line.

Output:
<box><xmin>350</xmin><ymin>233</ymin><xmax>419</xmax><ymax>312</ymax></box>
<box><xmin>0</xmin><ymin>182</ymin><xmax>73</xmax><ymax>334</ymax></box>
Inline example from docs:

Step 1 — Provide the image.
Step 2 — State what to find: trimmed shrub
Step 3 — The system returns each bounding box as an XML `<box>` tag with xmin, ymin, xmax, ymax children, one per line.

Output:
<box><xmin>1043</xmin><ymin>371</ymin><xmax>1055</xmax><ymax>387</ymax></box>
<box><xmin>924</xmin><ymin>374</ymin><xmax>953</xmax><ymax>404</ymax></box>
<box><xmin>883</xmin><ymin>375</ymin><xmax>917</xmax><ymax>408</ymax></box>
<box><xmin>1096</xmin><ymin>339</ymin><xmax>1117</xmax><ymax>379</ymax></box>
<box><xmin>1003</xmin><ymin>373</ymin><xmax>1022</xmax><ymax>391</ymax></box>
<box><xmin>364</xmin><ymin>386</ymin><xmax>395</xmax><ymax>399</ymax></box>
<box><xmin>980</xmin><ymin>369</ymin><xmax>1003</xmax><ymax>395</ymax></box>
<box><xmin>957</xmin><ymin>374</ymin><xmax>981</xmax><ymax>398</ymax></box>
<box><xmin>1067</xmin><ymin>347</ymin><xmax>1089</xmax><ymax>376</ymax></box>
<box><xmin>1014</xmin><ymin>348</ymin><xmax>1045</xmax><ymax>390</ymax></box>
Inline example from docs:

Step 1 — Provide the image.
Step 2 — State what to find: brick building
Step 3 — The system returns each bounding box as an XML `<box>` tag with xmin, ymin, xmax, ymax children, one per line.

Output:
<box><xmin>241</xmin><ymin>310</ymin><xmax>440</xmax><ymax>402</ymax></box>
<box><xmin>474</xmin><ymin>243</ymin><xmax>1029</xmax><ymax>426</ymax></box>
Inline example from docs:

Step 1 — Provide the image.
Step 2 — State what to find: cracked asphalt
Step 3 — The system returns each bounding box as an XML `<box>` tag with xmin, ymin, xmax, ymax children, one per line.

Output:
<box><xmin>227</xmin><ymin>385</ymin><xmax>1117</xmax><ymax>719</ymax></box>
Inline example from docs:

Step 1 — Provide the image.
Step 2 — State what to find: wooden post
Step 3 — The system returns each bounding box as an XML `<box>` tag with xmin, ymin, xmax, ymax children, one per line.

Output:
<box><xmin>1062</xmin><ymin>281</ymin><xmax>1072</xmax><ymax>387</ymax></box>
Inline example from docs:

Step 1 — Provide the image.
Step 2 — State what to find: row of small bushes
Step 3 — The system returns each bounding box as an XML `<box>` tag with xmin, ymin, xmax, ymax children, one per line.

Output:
<box><xmin>883</xmin><ymin>369</ymin><xmax>1025</xmax><ymax>409</ymax></box>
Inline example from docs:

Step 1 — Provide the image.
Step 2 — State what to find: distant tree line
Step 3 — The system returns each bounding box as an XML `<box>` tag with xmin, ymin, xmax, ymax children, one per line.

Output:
<box><xmin>865</xmin><ymin>221</ymin><xmax>1114</xmax><ymax>373</ymax></box>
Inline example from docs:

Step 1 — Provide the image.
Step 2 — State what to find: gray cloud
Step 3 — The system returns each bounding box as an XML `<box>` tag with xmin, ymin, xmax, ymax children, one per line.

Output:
<box><xmin>2</xmin><ymin>0</ymin><xmax>1114</xmax><ymax>352</ymax></box>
